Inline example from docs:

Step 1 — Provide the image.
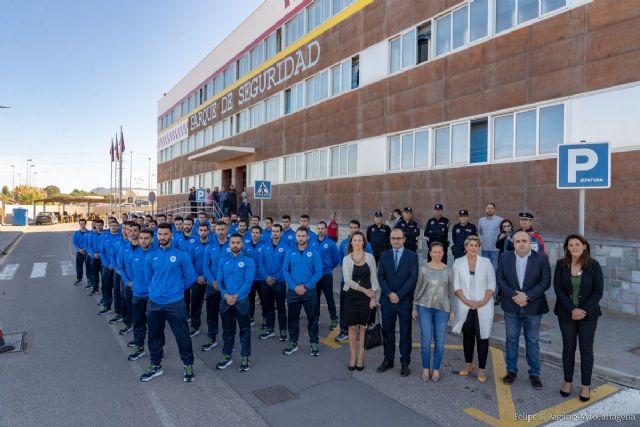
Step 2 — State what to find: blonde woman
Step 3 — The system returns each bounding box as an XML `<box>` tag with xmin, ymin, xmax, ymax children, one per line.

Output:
<box><xmin>342</xmin><ymin>231</ymin><xmax>379</xmax><ymax>371</ymax></box>
<box><xmin>452</xmin><ymin>236</ymin><xmax>496</xmax><ymax>383</ymax></box>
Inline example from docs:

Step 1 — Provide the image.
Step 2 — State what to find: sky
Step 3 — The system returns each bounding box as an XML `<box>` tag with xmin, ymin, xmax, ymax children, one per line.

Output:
<box><xmin>0</xmin><ymin>0</ymin><xmax>264</xmax><ymax>193</ymax></box>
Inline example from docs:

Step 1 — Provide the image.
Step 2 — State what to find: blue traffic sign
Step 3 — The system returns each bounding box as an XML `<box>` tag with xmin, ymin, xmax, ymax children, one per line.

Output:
<box><xmin>196</xmin><ymin>188</ymin><xmax>206</xmax><ymax>203</ymax></box>
<box><xmin>557</xmin><ymin>142</ymin><xmax>610</xmax><ymax>189</ymax></box>
<box><xmin>254</xmin><ymin>180</ymin><xmax>272</xmax><ymax>199</ymax></box>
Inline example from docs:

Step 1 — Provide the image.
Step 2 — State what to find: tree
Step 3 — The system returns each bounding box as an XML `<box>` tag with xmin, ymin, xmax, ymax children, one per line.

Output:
<box><xmin>69</xmin><ymin>189</ymin><xmax>99</xmax><ymax>196</ymax></box>
<box><xmin>44</xmin><ymin>185</ymin><xmax>61</xmax><ymax>198</ymax></box>
<box><xmin>0</xmin><ymin>186</ymin><xmax>11</xmax><ymax>203</ymax></box>
<box><xmin>12</xmin><ymin>185</ymin><xmax>46</xmax><ymax>205</ymax></box>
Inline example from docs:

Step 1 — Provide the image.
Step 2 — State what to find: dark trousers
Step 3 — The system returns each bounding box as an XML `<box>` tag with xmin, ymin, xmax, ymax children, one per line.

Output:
<box><xmin>249</xmin><ymin>280</ymin><xmax>265</xmax><ymax>321</ymax></box>
<box><xmin>287</xmin><ymin>289</ymin><xmax>319</xmax><ymax>344</ymax></box>
<box><xmin>190</xmin><ymin>283</ymin><xmax>206</xmax><ymax>330</ymax></box>
<box><xmin>558</xmin><ymin>319</ymin><xmax>598</xmax><ymax>386</ymax></box>
<box><xmin>261</xmin><ymin>281</ymin><xmax>287</xmax><ymax>332</ymax></box>
<box><xmin>113</xmin><ymin>273</ymin><xmax>124</xmax><ymax>316</ymax></box>
<box><xmin>91</xmin><ymin>257</ymin><xmax>102</xmax><ymax>292</ymax></box>
<box><xmin>101</xmin><ymin>267</ymin><xmax>114</xmax><ymax>309</ymax></box>
<box><xmin>123</xmin><ymin>285</ymin><xmax>133</xmax><ymax>326</ymax></box>
<box><xmin>147</xmin><ymin>299</ymin><xmax>194</xmax><ymax>366</ymax></box>
<box><xmin>184</xmin><ymin>290</ymin><xmax>191</xmax><ymax>316</ymax></box>
<box><xmin>339</xmin><ymin>288</ymin><xmax>347</xmax><ymax>333</ymax></box>
<box><xmin>316</xmin><ymin>273</ymin><xmax>337</xmax><ymax>321</ymax></box>
<box><xmin>221</xmin><ymin>298</ymin><xmax>251</xmax><ymax>357</ymax></box>
<box><xmin>462</xmin><ymin>309</ymin><xmax>489</xmax><ymax>369</ymax></box>
<box><xmin>132</xmin><ymin>296</ymin><xmax>148</xmax><ymax>347</ymax></box>
<box><xmin>205</xmin><ymin>286</ymin><xmax>221</xmax><ymax>340</ymax></box>
<box><xmin>381</xmin><ymin>298</ymin><xmax>413</xmax><ymax>364</ymax></box>
<box><xmin>75</xmin><ymin>252</ymin><xmax>90</xmax><ymax>281</ymax></box>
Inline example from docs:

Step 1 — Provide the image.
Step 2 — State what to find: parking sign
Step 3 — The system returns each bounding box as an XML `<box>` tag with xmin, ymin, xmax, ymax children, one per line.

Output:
<box><xmin>557</xmin><ymin>142</ymin><xmax>610</xmax><ymax>189</ymax></box>
<box><xmin>196</xmin><ymin>188</ymin><xmax>206</xmax><ymax>203</ymax></box>
<box><xmin>254</xmin><ymin>181</ymin><xmax>272</xmax><ymax>199</ymax></box>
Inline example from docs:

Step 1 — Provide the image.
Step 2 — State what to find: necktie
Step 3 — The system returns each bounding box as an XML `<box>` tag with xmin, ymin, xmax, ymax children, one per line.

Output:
<box><xmin>394</xmin><ymin>250</ymin><xmax>399</xmax><ymax>269</ymax></box>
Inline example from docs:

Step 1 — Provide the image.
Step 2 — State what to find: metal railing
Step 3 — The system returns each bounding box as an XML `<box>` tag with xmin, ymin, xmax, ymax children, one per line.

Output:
<box><xmin>158</xmin><ymin>201</ymin><xmax>223</xmax><ymax>220</ymax></box>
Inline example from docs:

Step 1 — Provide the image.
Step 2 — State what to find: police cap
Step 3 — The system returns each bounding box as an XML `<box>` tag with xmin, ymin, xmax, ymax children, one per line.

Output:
<box><xmin>519</xmin><ymin>212</ymin><xmax>534</xmax><ymax>219</ymax></box>
<box><xmin>434</xmin><ymin>203</ymin><xmax>444</xmax><ymax>210</ymax></box>
<box><xmin>403</xmin><ymin>207</ymin><xmax>413</xmax><ymax>213</ymax></box>
<box><xmin>458</xmin><ymin>209</ymin><xmax>469</xmax><ymax>217</ymax></box>
<box><xmin>374</xmin><ymin>211</ymin><xmax>383</xmax><ymax>217</ymax></box>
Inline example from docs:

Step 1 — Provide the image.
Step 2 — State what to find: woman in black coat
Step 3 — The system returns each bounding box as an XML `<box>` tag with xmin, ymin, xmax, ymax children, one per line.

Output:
<box><xmin>553</xmin><ymin>234</ymin><xmax>603</xmax><ymax>402</ymax></box>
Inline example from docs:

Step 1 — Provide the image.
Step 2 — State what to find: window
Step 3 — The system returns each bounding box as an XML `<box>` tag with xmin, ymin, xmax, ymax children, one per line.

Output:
<box><xmin>436</xmin><ymin>14</ymin><xmax>452</xmax><ymax>56</ymax></box>
<box><xmin>470</xmin><ymin>118</ymin><xmax>488</xmax><ymax>163</ymax></box>
<box><xmin>223</xmin><ymin>66</ymin><xmax>236</xmax><ymax>87</ymax></box>
<box><xmin>250</xmin><ymin>103</ymin><xmax>265</xmax><ymax>128</ymax></box>
<box><xmin>196</xmin><ymin>131</ymin><xmax>205</xmax><ymax>149</ymax></box>
<box><xmin>390</xmin><ymin>30</ymin><xmax>416</xmax><ymax>73</ymax></box>
<box><xmin>414</xmin><ymin>130</ymin><xmax>429</xmax><ymax>167</ymax></box>
<box><xmin>330</xmin><ymin>143</ymin><xmax>357</xmax><ymax>176</ymax></box>
<box><xmin>389</xmin><ymin>130</ymin><xmax>429</xmax><ymax>171</ymax></box>
<box><xmin>250</xmin><ymin>43</ymin><xmax>265</xmax><ymax>70</ymax></box>
<box><xmin>308</xmin><ymin>0</ymin><xmax>330</xmax><ymax>31</ymax></box>
<box><xmin>214</xmin><ymin>76</ymin><xmax>223</xmax><ymax>95</ymax></box>
<box><xmin>435</xmin><ymin>127</ymin><xmax>450</xmax><ymax>165</ymax></box>
<box><xmin>389</xmin><ymin>37</ymin><xmax>401</xmax><ymax>73</ymax></box>
<box><xmin>285</xmin><ymin>82</ymin><xmax>304</xmax><ymax>114</ymax></box>
<box><xmin>213</xmin><ymin>122</ymin><xmax>223</xmax><ymax>142</ymax></box>
<box><xmin>285</xmin><ymin>10</ymin><xmax>305</xmax><ymax>47</ymax></box>
<box><xmin>542</xmin><ymin>0</ymin><xmax>566</xmax><ymax>14</ymax></box>
<box><xmin>266</xmin><ymin>30</ymin><xmax>280</xmax><ymax>59</ymax></box>
<box><xmin>238</xmin><ymin>54</ymin><xmax>250</xmax><ymax>78</ymax></box>
<box><xmin>470</xmin><ymin>0</ymin><xmax>489</xmax><ymax>41</ymax></box>
<box><xmin>204</xmin><ymin>127</ymin><xmax>213</xmax><ymax>146</ymax></box>
<box><xmin>516</xmin><ymin>110</ymin><xmax>536</xmax><ymax>156</ymax></box>
<box><xmin>452</xmin><ymin>5</ymin><xmax>468</xmax><ymax>50</ymax></box>
<box><xmin>389</xmin><ymin>136</ymin><xmax>401</xmax><ymax>171</ymax></box>
<box><xmin>206</xmin><ymin>81</ymin><xmax>213</xmax><ymax>99</ymax></box>
<box><xmin>237</xmin><ymin>110</ymin><xmax>249</xmax><ymax>133</ymax></box>
<box><xmin>266</xmin><ymin>94</ymin><xmax>281</xmax><ymax>122</ymax></box>
<box><xmin>248</xmin><ymin>162</ymin><xmax>263</xmax><ymax>185</ymax></box>
<box><xmin>451</xmin><ymin>123</ymin><xmax>469</xmax><ymax>164</ymax></box>
<box><xmin>519</xmin><ymin>0</ymin><xmax>539</xmax><ymax>23</ymax></box>
<box><xmin>494</xmin><ymin>115</ymin><xmax>514</xmax><ymax>159</ymax></box>
<box><xmin>351</xmin><ymin>56</ymin><xmax>359</xmax><ymax>89</ymax></box>
<box><xmin>417</xmin><ymin>23</ymin><xmax>431</xmax><ymax>64</ymax></box>
<box><xmin>341</xmin><ymin>60</ymin><xmax>351</xmax><ymax>92</ymax></box>
<box><xmin>306</xmin><ymin>70</ymin><xmax>329</xmax><ymax>106</ymax></box>
<box><xmin>538</xmin><ymin>104</ymin><xmax>564</xmax><ymax>154</ymax></box>
<box><xmin>222</xmin><ymin>118</ymin><xmax>232</xmax><ymax>138</ymax></box>
<box><xmin>188</xmin><ymin>135</ymin><xmax>196</xmax><ymax>152</ymax></box>
<box><xmin>264</xmin><ymin>159</ymin><xmax>280</xmax><ymax>183</ymax></box>
<box><xmin>285</xmin><ymin>154</ymin><xmax>304</xmax><ymax>182</ymax></box>
<box><xmin>331</xmin><ymin>64</ymin><xmax>341</xmax><ymax>96</ymax></box>
<box><xmin>305</xmin><ymin>149</ymin><xmax>328</xmax><ymax>179</ymax></box>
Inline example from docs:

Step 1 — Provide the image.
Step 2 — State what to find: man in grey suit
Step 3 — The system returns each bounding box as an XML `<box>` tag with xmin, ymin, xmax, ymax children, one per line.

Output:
<box><xmin>497</xmin><ymin>230</ymin><xmax>551</xmax><ymax>389</ymax></box>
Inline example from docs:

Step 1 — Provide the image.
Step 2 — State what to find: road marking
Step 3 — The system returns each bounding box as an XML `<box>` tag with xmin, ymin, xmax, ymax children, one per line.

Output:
<box><xmin>545</xmin><ymin>388</ymin><xmax>640</xmax><ymax>426</ymax></box>
<box><xmin>0</xmin><ymin>264</ymin><xmax>19</xmax><ymax>280</ymax></box>
<box><xmin>464</xmin><ymin>347</ymin><xmax>619</xmax><ymax>426</ymax></box>
<box><xmin>60</xmin><ymin>261</ymin><xmax>75</xmax><ymax>276</ymax></box>
<box><xmin>319</xmin><ymin>327</ymin><xmax>342</xmax><ymax>349</ymax></box>
<box><xmin>30</xmin><ymin>262</ymin><xmax>47</xmax><ymax>278</ymax></box>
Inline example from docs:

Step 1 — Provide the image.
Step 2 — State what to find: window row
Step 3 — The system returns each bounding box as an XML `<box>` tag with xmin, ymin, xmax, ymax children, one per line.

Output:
<box><xmin>159</xmin><ymin>171</ymin><xmax>222</xmax><ymax>196</ymax></box>
<box><xmin>388</xmin><ymin>103</ymin><xmax>564</xmax><ymax>171</ymax></box>
<box><xmin>389</xmin><ymin>0</ymin><xmax>566</xmax><ymax>73</ymax></box>
<box><xmin>159</xmin><ymin>0</ymin><xmax>357</xmax><ymax>132</ymax></box>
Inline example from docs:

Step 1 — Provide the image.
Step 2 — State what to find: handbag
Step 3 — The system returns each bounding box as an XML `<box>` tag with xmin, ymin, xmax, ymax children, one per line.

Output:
<box><xmin>364</xmin><ymin>307</ymin><xmax>384</xmax><ymax>350</ymax></box>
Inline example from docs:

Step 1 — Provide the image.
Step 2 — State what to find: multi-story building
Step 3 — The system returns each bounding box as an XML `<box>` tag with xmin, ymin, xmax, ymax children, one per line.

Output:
<box><xmin>157</xmin><ymin>0</ymin><xmax>640</xmax><ymax>314</ymax></box>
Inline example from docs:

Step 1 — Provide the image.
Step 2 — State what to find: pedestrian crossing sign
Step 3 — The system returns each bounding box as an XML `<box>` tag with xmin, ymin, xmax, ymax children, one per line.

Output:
<box><xmin>254</xmin><ymin>180</ymin><xmax>272</xmax><ymax>199</ymax></box>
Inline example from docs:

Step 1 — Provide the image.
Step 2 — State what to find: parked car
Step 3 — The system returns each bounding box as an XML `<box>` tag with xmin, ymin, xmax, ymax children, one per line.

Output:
<box><xmin>35</xmin><ymin>212</ymin><xmax>59</xmax><ymax>225</ymax></box>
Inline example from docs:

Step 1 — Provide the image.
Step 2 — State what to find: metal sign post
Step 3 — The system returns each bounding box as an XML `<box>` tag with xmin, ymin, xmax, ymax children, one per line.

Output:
<box><xmin>253</xmin><ymin>180</ymin><xmax>272</xmax><ymax>227</ymax></box>
<box><xmin>557</xmin><ymin>142</ymin><xmax>611</xmax><ymax>236</ymax></box>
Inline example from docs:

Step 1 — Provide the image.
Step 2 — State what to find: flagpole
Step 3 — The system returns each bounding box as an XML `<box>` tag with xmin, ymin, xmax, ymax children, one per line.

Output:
<box><xmin>109</xmin><ymin>138</ymin><xmax>113</xmax><ymax>214</ymax></box>
<box><xmin>118</xmin><ymin>129</ymin><xmax>124</xmax><ymax>218</ymax></box>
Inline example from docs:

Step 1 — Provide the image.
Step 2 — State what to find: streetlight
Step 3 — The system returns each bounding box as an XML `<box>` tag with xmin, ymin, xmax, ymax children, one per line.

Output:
<box><xmin>17</xmin><ymin>173</ymin><xmax>22</xmax><ymax>186</ymax></box>
<box><xmin>147</xmin><ymin>157</ymin><xmax>151</xmax><ymax>194</ymax></box>
<box><xmin>32</xmin><ymin>171</ymin><xmax>37</xmax><ymax>187</ymax></box>
<box><xmin>10</xmin><ymin>164</ymin><xmax>15</xmax><ymax>189</ymax></box>
<box><xmin>30</xmin><ymin>164</ymin><xmax>35</xmax><ymax>186</ymax></box>
<box><xmin>26</xmin><ymin>159</ymin><xmax>32</xmax><ymax>186</ymax></box>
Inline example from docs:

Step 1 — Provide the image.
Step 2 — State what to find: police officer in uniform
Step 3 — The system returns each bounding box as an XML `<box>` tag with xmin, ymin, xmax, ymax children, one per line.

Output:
<box><xmin>518</xmin><ymin>212</ymin><xmax>546</xmax><ymax>253</ymax></box>
<box><xmin>424</xmin><ymin>204</ymin><xmax>450</xmax><ymax>264</ymax></box>
<box><xmin>451</xmin><ymin>209</ymin><xmax>478</xmax><ymax>259</ymax></box>
<box><xmin>366</xmin><ymin>211</ymin><xmax>391</xmax><ymax>263</ymax></box>
<box><xmin>394</xmin><ymin>207</ymin><xmax>420</xmax><ymax>252</ymax></box>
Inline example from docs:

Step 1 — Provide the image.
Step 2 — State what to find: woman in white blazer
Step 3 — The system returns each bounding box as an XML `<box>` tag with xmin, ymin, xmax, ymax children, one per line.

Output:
<box><xmin>452</xmin><ymin>235</ymin><xmax>496</xmax><ymax>383</ymax></box>
<box><xmin>342</xmin><ymin>231</ymin><xmax>379</xmax><ymax>371</ymax></box>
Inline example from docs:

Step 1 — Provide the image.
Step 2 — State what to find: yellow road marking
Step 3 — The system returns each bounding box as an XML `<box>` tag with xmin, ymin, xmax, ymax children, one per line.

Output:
<box><xmin>464</xmin><ymin>347</ymin><xmax>620</xmax><ymax>426</ymax></box>
<box><xmin>319</xmin><ymin>327</ymin><xmax>342</xmax><ymax>349</ymax></box>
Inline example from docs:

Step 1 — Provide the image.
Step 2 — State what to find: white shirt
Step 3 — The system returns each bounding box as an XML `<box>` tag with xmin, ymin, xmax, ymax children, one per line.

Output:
<box><xmin>515</xmin><ymin>251</ymin><xmax>531</xmax><ymax>289</ymax></box>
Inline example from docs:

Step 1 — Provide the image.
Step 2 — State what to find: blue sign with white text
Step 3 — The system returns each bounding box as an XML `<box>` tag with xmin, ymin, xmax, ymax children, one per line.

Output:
<box><xmin>557</xmin><ymin>142</ymin><xmax>610</xmax><ymax>189</ymax></box>
<box><xmin>196</xmin><ymin>188</ymin><xmax>206</xmax><ymax>203</ymax></box>
<box><xmin>254</xmin><ymin>180</ymin><xmax>272</xmax><ymax>199</ymax></box>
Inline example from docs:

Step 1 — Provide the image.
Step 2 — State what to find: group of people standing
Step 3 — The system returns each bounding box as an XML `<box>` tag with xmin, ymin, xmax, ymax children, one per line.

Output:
<box><xmin>188</xmin><ymin>185</ymin><xmax>253</xmax><ymax>218</ymax></box>
<box><xmin>71</xmin><ymin>204</ymin><xmax>603</xmax><ymax>400</ymax></box>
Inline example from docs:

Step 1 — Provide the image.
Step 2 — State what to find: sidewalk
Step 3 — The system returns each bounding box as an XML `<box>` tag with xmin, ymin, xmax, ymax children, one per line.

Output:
<box><xmin>0</xmin><ymin>228</ymin><xmax>23</xmax><ymax>255</ymax></box>
<box><xmin>490</xmin><ymin>301</ymin><xmax>640</xmax><ymax>389</ymax></box>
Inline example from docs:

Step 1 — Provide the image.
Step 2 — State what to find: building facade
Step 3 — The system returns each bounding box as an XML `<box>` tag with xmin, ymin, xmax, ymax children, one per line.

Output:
<box><xmin>157</xmin><ymin>0</ymin><xmax>640</xmax><ymax>314</ymax></box>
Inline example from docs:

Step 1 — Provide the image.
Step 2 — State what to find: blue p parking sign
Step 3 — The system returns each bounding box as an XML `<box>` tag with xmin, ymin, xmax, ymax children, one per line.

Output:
<box><xmin>557</xmin><ymin>143</ymin><xmax>611</xmax><ymax>189</ymax></box>
<box><xmin>196</xmin><ymin>188</ymin><xmax>206</xmax><ymax>203</ymax></box>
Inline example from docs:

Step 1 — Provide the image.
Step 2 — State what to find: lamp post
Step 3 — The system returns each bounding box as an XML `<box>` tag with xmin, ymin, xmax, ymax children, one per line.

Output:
<box><xmin>26</xmin><ymin>159</ymin><xmax>32</xmax><ymax>186</ymax></box>
<box><xmin>30</xmin><ymin>164</ymin><xmax>36</xmax><ymax>187</ymax></box>
<box><xmin>17</xmin><ymin>173</ymin><xmax>22</xmax><ymax>186</ymax></box>
<box><xmin>32</xmin><ymin>171</ymin><xmax>38</xmax><ymax>187</ymax></box>
<box><xmin>147</xmin><ymin>157</ymin><xmax>151</xmax><ymax>194</ymax></box>
<box><xmin>10</xmin><ymin>164</ymin><xmax>15</xmax><ymax>189</ymax></box>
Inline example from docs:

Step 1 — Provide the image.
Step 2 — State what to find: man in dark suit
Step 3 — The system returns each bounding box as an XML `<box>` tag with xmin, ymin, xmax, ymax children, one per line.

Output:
<box><xmin>376</xmin><ymin>229</ymin><xmax>419</xmax><ymax>377</ymax></box>
<box><xmin>497</xmin><ymin>230</ymin><xmax>551</xmax><ymax>389</ymax></box>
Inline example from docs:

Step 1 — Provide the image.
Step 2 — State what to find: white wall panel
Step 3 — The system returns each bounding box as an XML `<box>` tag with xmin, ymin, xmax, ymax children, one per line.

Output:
<box><xmin>359</xmin><ymin>41</ymin><xmax>389</xmax><ymax>87</ymax></box>
<box><xmin>358</xmin><ymin>136</ymin><xmax>386</xmax><ymax>174</ymax></box>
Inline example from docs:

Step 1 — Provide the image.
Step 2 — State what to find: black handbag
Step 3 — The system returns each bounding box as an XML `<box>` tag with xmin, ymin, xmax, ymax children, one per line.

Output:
<box><xmin>364</xmin><ymin>307</ymin><xmax>384</xmax><ymax>350</ymax></box>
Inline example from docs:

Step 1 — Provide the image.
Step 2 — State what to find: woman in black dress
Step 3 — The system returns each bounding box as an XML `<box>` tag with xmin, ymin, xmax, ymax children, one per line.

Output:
<box><xmin>342</xmin><ymin>231</ymin><xmax>379</xmax><ymax>371</ymax></box>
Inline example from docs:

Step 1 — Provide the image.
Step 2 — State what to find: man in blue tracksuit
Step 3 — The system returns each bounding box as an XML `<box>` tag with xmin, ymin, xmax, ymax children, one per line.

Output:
<box><xmin>259</xmin><ymin>217</ymin><xmax>273</xmax><ymax>245</ymax></box>
<box><xmin>87</xmin><ymin>219</ymin><xmax>104</xmax><ymax>296</ymax></box>
<box><xmin>245</xmin><ymin>226</ymin><xmax>265</xmax><ymax>327</ymax></box>
<box><xmin>108</xmin><ymin>223</ymin><xmax>129</xmax><ymax>325</ymax></box>
<box><xmin>280</xmin><ymin>215</ymin><xmax>296</xmax><ymax>248</ymax></box>
<box><xmin>188</xmin><ymin>222</ymin><xmax>212</xmax><ymax>337</ymax></box>
<box><xmin>215</xmin><ymin>234</ymin><xmax>255</xmax><ymax>372</ymax></box>
<box><xmin>298</xmin><ymin>215</ymin><xmax>318</xmax><ymax>245</ymax></box>
<box><xmin>312</xmin><ymin>221</ymin><xmax>341</xmax><ymax>330</ymax></box>
<box><xmin>140</xmin><ymin>223</ymin><xmax>197</xmax><ymax>383</ymax></box>
<box><xmin>116</xmin><ymin>222</ymin><xmax>140</xmax><ymax>336</ymax></box>
<box><xmin>124</xmin><ymin>228</ymin><xmax>153</xmax><ymax>361</ymax></box>
<box><xmin>175</xmin><ymin>216</ymin><xmax>197</xmax><ymax>314</ymax></box>
<box><xmin>72</xmin><ymin>219</ymin><xmax>91</xmax><ymax>286</ymax></box>
<box><xmin>282</xmin><ymin>227</ymin><xmax>323</xmax><ymax>357</ymax></box>
<box><xmin>258</xmin><ymin>224</ymin><xmax>289</xmax><ymax>341</ymax></box>
<box><xmin>336</xmin><ymin>220</ymin><xmax>373</xmax><ymax>342</ymax></box>
<box><xmin>201</xmin><ymin>221</ymin><xmax>231</xmax><ymax>352</ymax></box>
<box><xmin>98</xmin><ymin>219</ymin><xmax>121</xmax><ymax>315</ymax></box>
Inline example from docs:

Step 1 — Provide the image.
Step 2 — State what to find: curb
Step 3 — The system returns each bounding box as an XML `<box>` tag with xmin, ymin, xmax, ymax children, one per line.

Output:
<box><xmin>0</xmin><ymin>232</ymin><xmax>23</xmax><ymax>256</ymax></box>
<box><xmin>488</xmin><ymin>335</ymin><xmax>640</xmax><ymax>390</ymax></box>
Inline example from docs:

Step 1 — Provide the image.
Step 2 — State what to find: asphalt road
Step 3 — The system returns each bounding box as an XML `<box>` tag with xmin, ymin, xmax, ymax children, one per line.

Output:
<box><xmin>0</xmin><ymin>228</ymin><xmax>638</xmax><ymax>427</ymax></box>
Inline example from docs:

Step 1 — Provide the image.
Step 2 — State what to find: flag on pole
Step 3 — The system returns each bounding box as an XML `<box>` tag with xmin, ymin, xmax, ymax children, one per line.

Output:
<box><xmin>110</xmin><ymin>139</ymin><xmax>115</xmax><ymax>162</ymax></box>
<box><xmin>115</xmin><ymin>136</ymin><xmax>120</xmax><ymax>161</ymax></box>
<box><xmin>119</xmin><ymin>126</ymin><xmax>125</xmax><ymax>153</ymax></box>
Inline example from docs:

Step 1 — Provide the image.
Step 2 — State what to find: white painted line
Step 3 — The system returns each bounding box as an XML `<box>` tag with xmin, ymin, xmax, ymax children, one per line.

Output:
<box><xmin>0</xmin><ymin>264</ymin><xmax>19</xmax><ymax>280</ymax></box>
<box><xmin>545</xmin><ymin>389</ymin><xmax>640</xmax><ymax>426</ymax></box>
<box><xmin>30</xmin><ymin>262</ymin><xmax>47</xmax><ymax>279</ymax></box>
<box><xmin>60</xmin><ymin>261</ymin><xmax>74</xmax><ymax>276</ymax></box>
